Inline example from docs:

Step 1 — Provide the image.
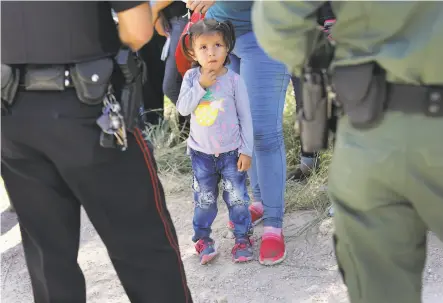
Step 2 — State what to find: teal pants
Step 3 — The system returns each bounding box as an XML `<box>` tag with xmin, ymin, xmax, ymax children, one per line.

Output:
<box><xmin>328</xmin><ymin>112</ymin><xmax>443</xmax><ymax>303</ymax></box>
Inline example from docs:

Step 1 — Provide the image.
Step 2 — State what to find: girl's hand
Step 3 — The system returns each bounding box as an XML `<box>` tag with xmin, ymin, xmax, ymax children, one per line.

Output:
<box><xmin>237</xmin><ymin>154</ymin><xmax>251</xmax><ymax>172</ymax></box>
<box><xmin>199</xmin><ymin>69</ymin><xmax>217</xmax><ymax>88</ymax></box>
<box><xmin>186</xmin><ymin>0</ymin><xmax>215</xmax><ymax>14</ymax></box>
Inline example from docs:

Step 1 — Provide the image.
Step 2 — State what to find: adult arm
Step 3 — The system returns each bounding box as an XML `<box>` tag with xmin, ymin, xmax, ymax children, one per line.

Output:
<box><xmin>252</xmin><ymin>1</ymin><xmax>326</xmax><ymax>77</ymax></box>
<box><xmin>150</xmin><ymin>0</ymin><xmax>173</xmax><ymax>22</ymax></box>
<box><xmin>234</xmin><ymin>76</ymin><xmax>253</xmax><ymax>158</ymax></box>
<box><xmin>186</xmin><ymin>0</ymin><xmax>215</xmax><ymax>14</ymax></box>
<box><xmin>176</xmin><ymin>70</ymin><xmax>207</xmax><ymax>116</ymax></box>
<box><xmin>111</xmin><ymin>1</ymin><xmax>153</xmax><ymax>51</ymax></box>
<box><xmin>149</xmin><ymin>1</ymin><xmax>175</xmax><ymax>37</ymax></box>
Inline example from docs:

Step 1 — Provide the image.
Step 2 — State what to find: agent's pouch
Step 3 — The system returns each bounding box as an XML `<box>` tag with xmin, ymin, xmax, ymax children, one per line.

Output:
<box><xmin>332</xmin><ymin>62</ymin><xmax>387</xmax><ymax>129</ymax></box>
<box><xmin>1</xmin><ymin>64</ymin><xmax>20</xmax><ymax>105</ymax></box>
<box><xmin>24</xmin><ymin>65</ymin><xmax>65</xmax><ymax>91</ymax></box>
<box><xmin>298</xmin><ymin>70</ymin><xmax>330</xmax><ymax>153</ymax></box>
<box><xmin>70</xmin><ymin>58</ymin><xmax>114</xmax><ymax>105</ymax></box>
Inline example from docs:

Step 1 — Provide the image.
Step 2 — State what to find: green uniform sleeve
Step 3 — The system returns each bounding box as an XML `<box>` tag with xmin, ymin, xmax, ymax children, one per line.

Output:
<box><xmin>252</xmin><ymin>1</ymin><xmax>326</xmax><ymax>77</ymax></box>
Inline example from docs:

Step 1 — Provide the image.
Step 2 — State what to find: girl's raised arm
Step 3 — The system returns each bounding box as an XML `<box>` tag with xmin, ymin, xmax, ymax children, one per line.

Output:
<box><xmin>176</xmin><ymin>69</ymin><xmax>207</xmax><ymax>116</ymax></box>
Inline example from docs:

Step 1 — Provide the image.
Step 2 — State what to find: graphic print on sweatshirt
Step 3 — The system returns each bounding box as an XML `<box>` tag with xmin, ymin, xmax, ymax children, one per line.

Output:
<box><xmin>194</xmin><ymin>89</ymin><xmax>225</xmax><ymax>126</ymax></box>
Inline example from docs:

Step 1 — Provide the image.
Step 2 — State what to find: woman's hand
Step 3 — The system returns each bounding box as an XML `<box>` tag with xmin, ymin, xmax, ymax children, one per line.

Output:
<box><xmin>237</xmin><ymin>154</ymin><xmax>251</xmax><ymax>172</ymax></box>
<box><xmin>186</xmin><ymin>0</ymin><xmax>215</xmax><ymax>14</ymax></box>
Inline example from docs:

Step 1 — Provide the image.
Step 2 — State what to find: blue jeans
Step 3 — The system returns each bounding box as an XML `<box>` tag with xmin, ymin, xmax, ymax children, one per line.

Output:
<box><xmin>228</xmin><ymin>31</ymin><xmax>290</xmax><ymax>228</ymax></box>
<box><xmin>163</xmin><ymin>16</ymin><xmax>188</xmax><ymax>104</ymax></box>
<box><xmin>190</xmin><ymin>149</ymin><xmax>252</xmax><ymax>241</ymax></box>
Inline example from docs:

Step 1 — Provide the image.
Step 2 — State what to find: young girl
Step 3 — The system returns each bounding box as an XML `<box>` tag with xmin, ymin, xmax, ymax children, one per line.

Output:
<box><xmin>176</xmin><ymin>19</ymin><xmax>254</xmax><ymax>264</ymax></box>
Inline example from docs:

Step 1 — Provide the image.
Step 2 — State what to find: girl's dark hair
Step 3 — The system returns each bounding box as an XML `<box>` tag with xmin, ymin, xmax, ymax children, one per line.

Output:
<box><xmin>180</xmin><ymin>19</ymin><xmax>236</xmax><ymax>67</ymax></box>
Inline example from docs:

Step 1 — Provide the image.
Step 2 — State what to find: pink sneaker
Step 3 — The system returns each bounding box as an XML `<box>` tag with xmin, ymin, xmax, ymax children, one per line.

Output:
<box><xmin>231</xmin><ymin>237</ymin><xmax>254</xmax><ymax>263</ymax></box>
<box><xmin>195</xmin><ymin>239</ymin><xmax>218</xmax><ymax>265</ymax></box>
<box><xmin>227</xmin><ymin>204</ymin><xmax>264</xmax><ymax>230</ymax></box>
<box><xmin>249</xmin><ymin>204</ymin><xmax>264</xmax><ymax>225</ymax></box>
<box><xmin>259</xmin><ymin>233</ymin><xmax>286</xmax><ymax>266</ymax></box>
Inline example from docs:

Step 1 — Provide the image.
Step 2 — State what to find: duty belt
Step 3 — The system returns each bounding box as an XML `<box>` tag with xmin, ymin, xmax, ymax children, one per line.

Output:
<box><xmin>386</xmin><ymin>83</ymin><xmax>443</xmax><ymax>117</ymax></box>
<box><xmin>18</xmin><ymin>64</ymin><xmax>75</xmax><ymax>90</ymax></box>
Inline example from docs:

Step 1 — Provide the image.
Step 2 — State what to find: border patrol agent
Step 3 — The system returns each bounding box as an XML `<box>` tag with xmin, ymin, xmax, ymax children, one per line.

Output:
<box><xmin>1</xmin><ymin>2</ymin><xmax>192</xmax><ymax>302</ymax></box>
<box><xmin>253</xmin><ymin>2</ymin><xmax>443</xmax><ymax>303</ymax></box>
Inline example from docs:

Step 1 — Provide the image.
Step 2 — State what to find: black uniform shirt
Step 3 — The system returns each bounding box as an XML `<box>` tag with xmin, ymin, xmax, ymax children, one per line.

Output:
<box><xmin>1</xmin><ymin>1</ymin><xmax>145</xmax><ymax>64</ymax></box>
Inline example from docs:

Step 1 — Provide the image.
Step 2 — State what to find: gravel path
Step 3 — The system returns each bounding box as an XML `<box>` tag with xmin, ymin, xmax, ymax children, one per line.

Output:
<box><xmin>1</xmin><ymin>183</ymin><xmax>442</xmax><ymax>303</ymax></box>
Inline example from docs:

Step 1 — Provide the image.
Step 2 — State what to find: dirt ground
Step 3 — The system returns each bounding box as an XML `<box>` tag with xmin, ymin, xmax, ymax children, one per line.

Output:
<box><xmin>1</xmin><ymin>180</ymin><xmax>442</xmax><ymax>303</ymax></box>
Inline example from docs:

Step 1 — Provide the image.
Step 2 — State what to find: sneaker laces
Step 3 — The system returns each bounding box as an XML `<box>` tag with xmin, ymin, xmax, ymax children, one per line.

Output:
<box><xmin>232</xmin><ymin>239</ymin><xmax>251</xmax><ymax>254</ymax></box>
<box><xmin>195</xmin><ymin>239</ymin><xmax>209</xmax><ymax>253</ymax></box>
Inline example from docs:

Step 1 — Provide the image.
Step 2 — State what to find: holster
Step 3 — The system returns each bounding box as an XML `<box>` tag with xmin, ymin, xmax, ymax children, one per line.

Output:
<box><xmin>332</xmin><ymin>62</ymin><xmax>387</xmax><ymax>129</ymax></box>
<box><xmin>1</xmin><ymin>64</ymin><xmax>20</xmax><ymax>106</ymax></box>
<box><xmin>70</xmin><ymin>58</ymin><xmax>114</xmax><ymax>105</ymax></box>
<box><xmin>115</xmin><ymin>48</ymin><xmax>146</xmax><ymax>132</ymax></box>
<box><xmin>298</xmin><ymin>68</ymin><xmax>330</xmax><ymax>153</ymax></box>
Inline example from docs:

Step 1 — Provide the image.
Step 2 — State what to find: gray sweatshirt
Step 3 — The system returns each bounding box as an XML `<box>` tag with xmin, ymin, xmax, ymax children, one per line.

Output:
<box><xmin>176</xmin><ymin>68</ymin><xmax>253</xmax><ymax>157</ymax></box>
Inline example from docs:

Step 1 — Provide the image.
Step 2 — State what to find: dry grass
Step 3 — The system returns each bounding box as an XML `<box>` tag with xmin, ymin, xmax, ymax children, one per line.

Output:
<box><xmin>144</xmin><ymin>83</ymin><xmax>333</xmax><ymax>217</ymax></box>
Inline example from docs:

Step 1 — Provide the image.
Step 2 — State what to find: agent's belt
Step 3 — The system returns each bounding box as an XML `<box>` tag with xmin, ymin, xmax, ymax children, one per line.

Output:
<box><xmin>11</xmin><ymin>58</ymin><xmax>115</xmax><ymax>105</ymax></box>
<box><xmin>18</xmin><ymin>64</ymin><xmax>75</xmax><ymax>90</ymax></box>
<box><xmin>387</xmin><ymin>83</ymin><xmax>443</xmax><ymax>117</ymax></box>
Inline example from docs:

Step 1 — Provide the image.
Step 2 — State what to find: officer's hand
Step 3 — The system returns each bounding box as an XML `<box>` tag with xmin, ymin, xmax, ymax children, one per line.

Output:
<box><xmin>186</xmin><ymin>0</ymin><xmax>215</xmax><ymax>14</ymax></box>
<box><xmin>237</xmin><ymin>154</ymin><xmax>251</xmax><ymax>172</ymax></box>
<box><xmin>155</xmin><ymin>14</ymin><xmax>169</xmax><ymax>37</ymax></box>
<box><xmin>199</xmin><ymin>69</ymin><xmax>217</xmax><ymax>88</ymax></box>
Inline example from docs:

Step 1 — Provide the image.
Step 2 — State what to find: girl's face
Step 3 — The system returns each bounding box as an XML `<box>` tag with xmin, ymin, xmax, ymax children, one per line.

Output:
<box><xmin>192</xmin><ymin>32</ymin><xmax>228</xmax><ymax>73</ymax></box>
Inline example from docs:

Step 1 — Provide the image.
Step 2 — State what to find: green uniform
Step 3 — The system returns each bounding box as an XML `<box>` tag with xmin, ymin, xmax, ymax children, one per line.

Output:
<box><xmin>252</xmin><ymin>2</ymin><xmax>443</xmax><ymax>303</ymax></box>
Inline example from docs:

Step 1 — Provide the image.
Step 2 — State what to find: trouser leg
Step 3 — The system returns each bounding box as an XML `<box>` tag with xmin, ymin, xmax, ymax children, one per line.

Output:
<box><xmin>233</xmin><ymin>32</ymin><xmax>290</xmax><ymax>228</ymax></box>
<box><xmin>1</xmin><ymin>142</ymin><xmax>84</xmax><ymax>303</ymax></box>
<box><xmin>189</xmin><ymin>151</ymin><xmax>219</xmax><ymax>242</ymax></box>
<box><xmin>58</xmin><ymin>129</ymin><xmax>192</xmax><ymax>303</ymax></box>
<box><xmin>404</xmin><ymin>113</ymin><xmax>443</xmax><ymax>241</ymax></box>
<box><xmin>289</xmin><ymin>75</ymin><xmax>320</xmax><ymax>181</ymax></box>
<box><xmin>162</xmin><ymin>17</ymin><xmax>189</xmax><ymax>134</ymax></box>
<box><xmin>328</xmin><ymin>114</ymin><xmax>428</xmax><ymax>303</ymax></box>
<box><xmin>163</xmin><ymin>16</ymin><xmax>187</xmax><ymax>104</ymax></box>
<box><xmin>139</xmin><ymin>32</ymin><xmax>166</xmax><ymax>125</ymax></box>
<box><xmin>219</xmin><ymin>152</ymin><xmax>251</xmax><ymax>239</ymax></box>
<box><xmin>2</xmin><ymin>164</ymin><xmax>16</xmax><ymax>212</ymax></box>
<box><xmin>3</xmin><ymin>90</ymin><xmax>192</xmax><ymax>303</ymax></box>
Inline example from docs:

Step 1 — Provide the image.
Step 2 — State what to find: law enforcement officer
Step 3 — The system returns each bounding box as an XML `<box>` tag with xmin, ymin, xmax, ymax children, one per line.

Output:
<box><xmin>252</xmin><ymin>2</ymin><xmax>443</xmax><ymax>303</ymax></box>
<box><xmin>1</xmin><ymin>2</ymin><xmax>192</xmax><ymax>302</ymax></box>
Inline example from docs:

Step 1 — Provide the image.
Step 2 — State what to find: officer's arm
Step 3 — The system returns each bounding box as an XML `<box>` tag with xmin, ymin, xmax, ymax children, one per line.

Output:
<box><xmin>111</xmin><ymin>2</ymin><xmax>153</xmax><ymax>51</ymax></box>
<box><xmin>252</xmin><ymin>1</ymin><xmax>325</xmax><ymax>77</ymax></box>
<box><xmin>150</xmin><ymin>0</ymin><xmax>173</xmax><ymax>22</ymax></box>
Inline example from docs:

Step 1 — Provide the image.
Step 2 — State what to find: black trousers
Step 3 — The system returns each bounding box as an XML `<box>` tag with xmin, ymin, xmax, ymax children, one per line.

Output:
<box><xmin>139</xmin><ymin>32</ymin><xmax>166</xmax><ymax>125</ymax></box>
<box><xmin>1</xmin><ymin>89</ymin><xmax>192</xmax><ymax>303</ymax></box>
